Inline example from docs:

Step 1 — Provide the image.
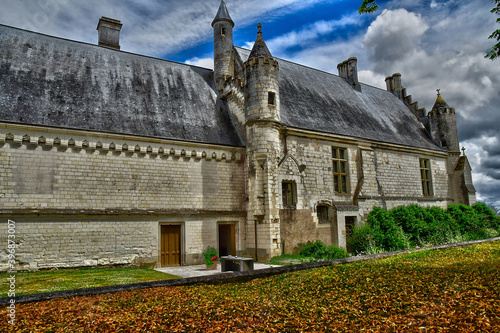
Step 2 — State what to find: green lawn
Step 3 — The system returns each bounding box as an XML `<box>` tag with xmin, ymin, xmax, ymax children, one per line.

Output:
<box><xmin>0</xmin><ymin>266</ymin><xmax>179</xmax><ymax>297</ymax></box>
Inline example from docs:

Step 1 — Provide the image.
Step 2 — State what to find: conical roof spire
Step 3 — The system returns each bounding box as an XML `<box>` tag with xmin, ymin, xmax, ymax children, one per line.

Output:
<box><xmin>432</xmin><ymin>89</ymin><xmax>450</xmax><ymax>109</ymax></box>
<box><xmin>249</xmin><ymin>23</ymin><xmax>272</xmax><ymax>59</ymax></box>
<box><xmin>212</xmin><ymin>0</ymin><xmax>234</xmax><ymax>27</ymax></box>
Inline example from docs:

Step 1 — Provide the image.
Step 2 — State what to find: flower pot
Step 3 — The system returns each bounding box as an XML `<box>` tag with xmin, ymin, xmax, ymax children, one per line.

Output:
<box><xmin>207</xmin><ymin>262</ymin><xmax>218</xmax><ymax>270</ymax></box>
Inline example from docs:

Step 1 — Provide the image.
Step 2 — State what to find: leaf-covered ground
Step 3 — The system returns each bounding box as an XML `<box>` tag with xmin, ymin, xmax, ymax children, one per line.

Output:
<box><xmin>3</xmin><ymin>242</ymin><xmax>500</xmax><ymax>332</ymax></box>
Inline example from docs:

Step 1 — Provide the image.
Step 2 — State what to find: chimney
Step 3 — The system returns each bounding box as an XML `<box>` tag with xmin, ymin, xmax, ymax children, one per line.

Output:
<box><xmin>385</xmin><ymin>73</ymin><xmax>403</xmax><ymax>99</ymax></box>
<box><xmin>97</xmin><ymin>17</ymin><xmax>122</xmax><ymax>50</ymax></box>
<box><xmin>337</xmin><ymin>57</ymin><xmax>361</xmax><ymax>92</ymax></box>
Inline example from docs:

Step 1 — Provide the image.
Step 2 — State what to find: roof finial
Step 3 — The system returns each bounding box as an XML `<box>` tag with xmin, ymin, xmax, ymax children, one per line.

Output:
<box><xmin>257</xmin><ymin>23</ymin><xmax>262</xmax><ymax>35</ymax></box>
<box><xmin>462</xmin><ymin>146</ymin><xmax>466</xmax><ymax>156</ymax></box>
<box><xmin>436</xmin><ymin>88</ymin><xmax>441</xmax><ymax>96</ymax></box>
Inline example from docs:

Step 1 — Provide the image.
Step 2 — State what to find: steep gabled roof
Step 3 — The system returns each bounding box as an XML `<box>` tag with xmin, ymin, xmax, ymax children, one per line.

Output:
<box><xmin>236</xmin><ymin>47</ymin><xmax>443</xmax><ymax>152</ymax></box>
<box><xmin>0</xmin><ymin>24</ymin><xmax>243</xmax><ymax>147</ymax></box>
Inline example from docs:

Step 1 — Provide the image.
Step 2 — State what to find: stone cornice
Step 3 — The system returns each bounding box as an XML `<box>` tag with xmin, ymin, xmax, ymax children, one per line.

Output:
<box><xmin>286</xmin><ymin>127</ymin><xmax>449</xmax><ymax>158</ymax></box>
<box><xmin>0</xmin><ymin>122</ymin><xmax>245</xmax><ymax>163</ymax></box>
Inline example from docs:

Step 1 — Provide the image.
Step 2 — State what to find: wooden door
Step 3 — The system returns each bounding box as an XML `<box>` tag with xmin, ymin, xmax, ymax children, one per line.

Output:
<box><xmin>218</xmin><ymin>224</ymin><xmax>236</xmax><ymax>257</ymax></box>
<box><xmin>161</xmin><ymin>225</ymin><xmax>181</xmax><ymax>266</ymax></box>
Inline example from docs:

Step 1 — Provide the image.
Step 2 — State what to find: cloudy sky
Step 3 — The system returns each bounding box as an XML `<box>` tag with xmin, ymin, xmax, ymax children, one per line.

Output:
<box><xmin>1</xmin><ymin>0</ymin><xmax>499</xmax><ymax>206</ymax></box>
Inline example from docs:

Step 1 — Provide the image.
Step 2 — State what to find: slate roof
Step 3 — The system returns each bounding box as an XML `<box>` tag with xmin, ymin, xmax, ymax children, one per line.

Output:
<box><xmin>0</xmin><ymin>24</ymin><xmax>243</xmax><ymax>147</ymax></box>
<box><xmin>236</xmin><ymin>47</ymin><xmax>443</xmax><ymax>152</ymax></box>
<box><xmin>211</xmin><ymin>0</ymin><xmax>234</xmax><ymax>27</ymax></box>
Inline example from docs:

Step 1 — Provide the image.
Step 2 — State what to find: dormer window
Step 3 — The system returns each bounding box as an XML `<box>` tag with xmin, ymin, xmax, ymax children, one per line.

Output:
<box><xmin>268</xmin><ymin>92</ymin><xmax>276</xmax><ymax>106</ymax></box>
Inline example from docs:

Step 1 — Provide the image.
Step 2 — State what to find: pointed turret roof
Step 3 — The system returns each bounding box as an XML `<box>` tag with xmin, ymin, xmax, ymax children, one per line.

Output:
<box><xmin>432</xmin><ymin>89</ymin><xmax>450</xmax><ymax>109</ymax></box>
<box><xmin>248</xmin><ymin>23</ymin><xmax>272</xmax><ymax>59</ymax></box>
<box><xmin>212</xmin><ymin>0</ymin><xmax>234</xmax><ymax>27</ymax></box>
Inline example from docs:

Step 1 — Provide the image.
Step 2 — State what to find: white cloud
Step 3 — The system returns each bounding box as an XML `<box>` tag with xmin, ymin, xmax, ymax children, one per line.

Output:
<box><xmin>266</xmin><ymin>13</ymin><xmax>361</xmax><ymax>53</ymax></box>
<box><xmin>185</xmin><ymin>57</ymin><xmax>214</xmax><ymax>69</ymax></box>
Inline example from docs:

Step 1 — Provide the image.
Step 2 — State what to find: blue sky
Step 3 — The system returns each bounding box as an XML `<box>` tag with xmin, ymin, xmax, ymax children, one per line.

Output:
<box><xmin>1</xmin><ymin>0</ymin><xmax>499</xmax><ymax>206</ymax></box>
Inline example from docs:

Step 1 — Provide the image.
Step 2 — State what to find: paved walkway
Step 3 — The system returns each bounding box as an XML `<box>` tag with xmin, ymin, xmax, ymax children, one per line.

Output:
<box><xmin>155</xmin><ymin>263</ymin><xmax>281</xmax><ymax>278</ymax></box>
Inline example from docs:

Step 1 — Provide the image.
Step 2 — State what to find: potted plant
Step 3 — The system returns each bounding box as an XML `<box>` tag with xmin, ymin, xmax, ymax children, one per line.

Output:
<box><xmin>202</xmin><ymin>246</ymin><xmax>218</xmax><ymax>270</ymax></box>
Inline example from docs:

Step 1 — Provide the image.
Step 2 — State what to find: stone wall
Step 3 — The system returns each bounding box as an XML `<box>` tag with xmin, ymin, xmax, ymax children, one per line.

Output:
<box><xmin>0</xmin><ymin>124</ymin><xmax>246</xmax><ymax>212</ymax></box>
<box><xmin>0</xmin><ymin>123</ymin><xmax>247</xmax><ymax>271</ymax></box>
<box><xmin>0</xmin><ymin>214</ymin><xmax>245</xmax><ymax>271</ymax></box>
<box><xmin>276</xmin><ymin>130</ymin><xmax>450</xmax><ymax>250</ymax></box>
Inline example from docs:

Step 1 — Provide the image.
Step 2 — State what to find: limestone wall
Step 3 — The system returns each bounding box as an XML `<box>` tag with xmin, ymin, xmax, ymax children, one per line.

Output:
<box><xmin>0</xmin><ymin>124</ymin><xmax>246</xmax><ymax>212</ymax></box>
<box><xmin>0</xmin><ymin>215</ymin><xmax>245</xmax><ymax>271</ymax></box>
<box><xmin>277</xmin><ymin>130</ymin><xmax>450</xmax><ymax>250</ymax></box>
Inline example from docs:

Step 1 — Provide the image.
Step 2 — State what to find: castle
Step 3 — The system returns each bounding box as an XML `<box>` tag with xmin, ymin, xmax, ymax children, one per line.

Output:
<box><xmin>0</xmin><ymin>1</ymin><xmax>475</xmax><ymax>270</ymax></box>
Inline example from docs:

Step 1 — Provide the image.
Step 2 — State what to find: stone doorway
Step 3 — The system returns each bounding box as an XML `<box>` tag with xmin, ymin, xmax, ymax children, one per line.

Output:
<box><xmin>161</xmin><ymin>225</ymin><xmax>181</xmax><ymax>267</ymax></box>
<box><xmin>218</xmin><ymin>223</ymin><xmax>236</xmax><ymax>257</ymax></box>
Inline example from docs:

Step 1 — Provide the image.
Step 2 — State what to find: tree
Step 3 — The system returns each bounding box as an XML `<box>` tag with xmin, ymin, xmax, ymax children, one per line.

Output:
<box><xmin>486</xmin><ymin>0</ymin><xmax>500</xmax><ymax>60</ymax></box>
<box><xmin>358</xmin><ymin>0</ymin><xmax>500</xmax><ymax>60</ymax></box>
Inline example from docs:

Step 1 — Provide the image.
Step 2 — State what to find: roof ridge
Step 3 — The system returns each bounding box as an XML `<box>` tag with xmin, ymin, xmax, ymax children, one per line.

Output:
<box><xmin>234</xmin><ymin>46</ymin><xmax>389</xmax><ymax>92</ymax></box>
<box><xmin>0</xmin><ymin>23</ymin><xmax>214</xmax><ymax>73</ymax></box>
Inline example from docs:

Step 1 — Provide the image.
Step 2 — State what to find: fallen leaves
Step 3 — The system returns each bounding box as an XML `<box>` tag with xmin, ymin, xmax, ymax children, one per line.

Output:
<box><xmin>2</xmin><ymin>242</ymin><xmax>500</xmax><ymax>332</ymax></box>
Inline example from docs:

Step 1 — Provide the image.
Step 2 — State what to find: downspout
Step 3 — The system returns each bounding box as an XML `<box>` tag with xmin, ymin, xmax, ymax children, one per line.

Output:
<box><xmin>278</xmin><ymin>126</ymin><xmax>288</xmax><ymax>167</ymax></box>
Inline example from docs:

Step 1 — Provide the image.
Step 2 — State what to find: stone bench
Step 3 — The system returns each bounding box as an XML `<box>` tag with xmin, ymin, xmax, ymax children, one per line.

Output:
<box><xmin>220</xmin><ymin>256</ymin><xmax>254</xmax><ymax>272</ymax></box>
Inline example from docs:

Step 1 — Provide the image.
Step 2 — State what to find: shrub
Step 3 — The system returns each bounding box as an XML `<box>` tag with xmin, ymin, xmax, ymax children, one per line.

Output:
<box><xmin>424</xmin><ymin>206</ymin><xmax>461</xmax><ymax>245</ymax></box>
<box><xmin>346</xmin><ymin>223</ymin><xmax>375</xmax><ymax>255</ymax></box>
<box><xmin>473</xmin><ymin>202</ymin><xmax>500</xmax><ymax>230</ymax></box>
<box><xmin>298</xmin><ymin>240</ymin><xmax>327</xmax><ymax>259</ymax></box>
<box><xmin>390</xmin><ymin>205</ymin><xmax>434</xmax><ymax>245</ymax></box>
<box><xmin>447</xmin><ymin>204</ymin><xmax>484</xmax><ymax>234</ymax></box>
<box><xmin>323</xmin><ymin>245</ymin><xmax>350</xmax><ymax>260</ymax></box>
<box><xmin>366</xmin><ymin>207</ymin><xmax>409</xmax><ymax>251</ymax></box>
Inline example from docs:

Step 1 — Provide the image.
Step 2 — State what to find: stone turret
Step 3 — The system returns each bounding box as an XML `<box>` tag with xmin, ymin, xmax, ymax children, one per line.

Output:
<box><xmin>244</xmin><ymin>23</ymin><xmax>280</xmax><ymax>122</ymax></box>
<box><xmin>244</xmin><ymin>24</ymin><xmax>282</xmax><ymax>261</ymax></box>
<box><xmin>212</xmin><ymin>0</ymin><xmax>234</xmax><ymax>94</ymax></box>
<box><xmin>429</xmin><ymin>90</ymin><xmax>460</xmax><ymax>153</ymax></box>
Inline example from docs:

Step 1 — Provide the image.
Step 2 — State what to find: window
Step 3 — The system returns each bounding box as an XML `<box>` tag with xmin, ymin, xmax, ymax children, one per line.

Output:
<box><xmin>221</xmin><ymin>27</ymin><xmax>226</xmax><ymax>37</ymax></box>
<box><xmin>282</xmin><ymin>181</ymin><xmax>296</xmax><ymax>207</ymax></box>
<box><xmin>317</xmin><ymin>205</ymin><xmax>329</xmax><ymax>224</ymax></box>
<box><xmin>420</xmin><ymin>158</ymin><xmax>433</xmax><ymax>196</ymax></box>
<box><xmin>268</xmin><ymin>92</ymin><xmax>276</xmax><ymax>106</ymax></box>
<box><xmin>332</xmin><ymin>147</ymin><xmax>348</xmax><ymax>193</ymax></box>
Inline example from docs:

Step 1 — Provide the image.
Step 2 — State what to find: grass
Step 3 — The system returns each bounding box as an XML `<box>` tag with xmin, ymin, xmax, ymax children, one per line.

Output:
<box><xmin>4</xmin><ymin>241</ymin><xmax>499</xmax><ymax>332</ymax></box>
<box><xmin>0</xmin><ymin>266</ymin><xmax>179</xmax><ymax>297</ymax></box>
<box><xmin>266</xmin><ymin>253</ymin><xmax>315</xmax><ymax>265</ymax></box>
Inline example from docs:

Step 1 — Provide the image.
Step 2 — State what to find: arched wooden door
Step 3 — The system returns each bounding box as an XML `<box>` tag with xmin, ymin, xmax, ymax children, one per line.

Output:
<box><xmin>161</xmin><ymin>225</ymin><xmax>181</xmax><ymax>266</ymax></box>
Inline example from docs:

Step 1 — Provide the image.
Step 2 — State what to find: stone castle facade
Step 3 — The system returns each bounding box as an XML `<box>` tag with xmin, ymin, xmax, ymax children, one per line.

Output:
<box><xmin>0</xmin><ymin>1</ymin><xmax>475</xmax><ymax>270</ymax></box>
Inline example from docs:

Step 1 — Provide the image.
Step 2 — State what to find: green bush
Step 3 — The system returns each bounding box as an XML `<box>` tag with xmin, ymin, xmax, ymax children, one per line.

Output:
<box><xmin>298</xmin><ymin>240</ymin><xmax>327</xmax><ymax>258</ymax></box>
<box><xmin>424</xmin><ymin>206</ymin><xmax>461</xmax><ymax>245</ymax></box>
<box><xmin>346</xmin><ymin>204</ymin><xmax>498</xmax><ymax>256</ymax></box>
<box><xmin>297</xmin><ymin>241</ymin><xmax>349</xmax><ymax>260</ymax></box>
<box><xmin>323</xmin><ymin>245</ymin><xmax>350</xmax><ymax>260</ymax></box>
<box><xmin>472</xmin><ymin>203</ymin><xmax>500</xmax><ymax>230</ymax></box>
<box><xmin>366</xmin><ymin>207</ymin><xmax>409</xmax><ymax>251</ymax></box>
<box><xmin>390</xmin><ymin>205</ymin><xmax>434</xmax><ymax>245</ymax></box>
<box><xmin>447</xmin><ymin>204</ymin><xmax>484</xmax><ymax>234</ymax></box>
<box><xmin>346</xmin><ymin>223</ymin><xmax>375</xmax><ymax>255</ymax></box>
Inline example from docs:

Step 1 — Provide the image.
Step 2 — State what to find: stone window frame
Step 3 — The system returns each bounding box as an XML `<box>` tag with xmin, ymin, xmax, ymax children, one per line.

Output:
<box><xmin>282</xmin><ymin>180</ymin><xmax>297</xmax><ymax>208</ymax></box>
<box><xmin>332</xmin><ymin>146</ymin><xmax>349</xmax><ymax>194</ymax></box>
<box><xmin>316</xmin><ymin>205</ymin><xmax>330</xmax><ymax>224</ymax></box>
<box><xmin>419</xmin><ymin>158</ymin><xmax>433</xmax><ymax>197</ymax></box>
<box><xmin>268</xmin><ymin>91</ymin><xmax>276</xmax><ymax>106</ymax></box>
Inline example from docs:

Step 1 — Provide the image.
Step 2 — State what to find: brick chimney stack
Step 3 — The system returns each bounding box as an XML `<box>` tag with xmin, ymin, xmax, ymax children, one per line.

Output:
<box><xmin>97</xmin><ymin>17</ymin><xmax>122</xmax><ymax>50</ymax></box>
